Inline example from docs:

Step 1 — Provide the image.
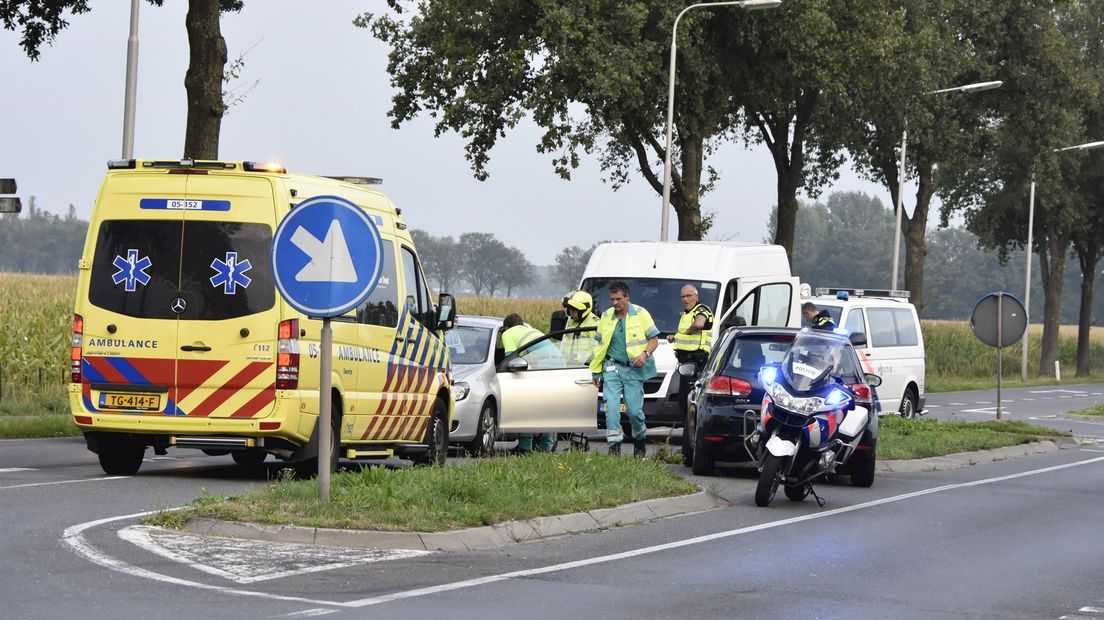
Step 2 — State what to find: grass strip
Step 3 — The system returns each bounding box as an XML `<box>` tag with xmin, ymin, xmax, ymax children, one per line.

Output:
<box><xmin>1068</xmin><ymin>403</ymin><xmax>1104</xmax><ymax>417</ymax></box>
<box><xmin>149</xmin><ymin>451</ymin><xmax>698</xmax><ymax>532</ymax></box>
<box><xmin>0</xmin><ymin>414</ymin><xmax>80</xmax><ymax>439</ymax></box>
<box><xmin>877</xmin><ymin>416</ymin><xmax>1068</xmax><ymax>460</ymax></box>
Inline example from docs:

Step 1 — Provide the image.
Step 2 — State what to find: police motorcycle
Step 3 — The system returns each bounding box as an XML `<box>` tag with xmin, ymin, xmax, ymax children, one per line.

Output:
<box><xmin>745</xmin><ymin>330</ymin><xmax>871</xmax><ymax>508</ymax></box>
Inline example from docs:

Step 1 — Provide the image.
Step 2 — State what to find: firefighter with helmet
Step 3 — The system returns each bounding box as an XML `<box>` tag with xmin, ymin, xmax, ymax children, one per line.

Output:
<box><xmin>561</xmin><ymin>289</ymin><xmax>600</xmax><ymax>364</ymax></box>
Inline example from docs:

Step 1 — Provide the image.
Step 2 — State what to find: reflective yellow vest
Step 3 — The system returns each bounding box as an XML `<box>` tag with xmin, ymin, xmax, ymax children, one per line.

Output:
<box><xmin>589</xmin><ymin>304</ymin><xmax>658</xmax><ymax>375</ymax></box>
<box><xmin>561</xmin><ymin>313</ymin><xmax>599</xmax><ymax>364</ymax></box>
<box><xmin>673</xmin><ymin>302</ymin><xmax>714</xmax><ymax>354</ymax></box>
<box><xmin>501</xmin><ymin>325</ymin><xmax>545</xmax><ymax>355</ymax></box>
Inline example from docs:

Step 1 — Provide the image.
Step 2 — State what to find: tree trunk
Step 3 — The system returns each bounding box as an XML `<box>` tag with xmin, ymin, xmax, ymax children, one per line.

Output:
<box><xmin>675</xmin><ymin>136</ymin><xmax>703</xmax><ymax>240</ymax></box>
<box><xmin>1075</xmin><ymin>240</ymin><xmax>1099</xmax><ymax>376</ymax></box>
<box><xmin>902</xmin><ymin>161</ymin><xmax>934</xmax><ymax>314</ymax></box>
<box><xmin>1037</xmin><ymin>233</ymin><xmax>1070</xmax><ymax>376</ymax></box>
<box><xmin>773</xmin><ymin>171</ymin><xmax>801</xmax><ymax>263</ymax></box>
<box><xmin>183</xmin><ymin>0</ymin><xmax>227</xmax><ymax>159</ymax></box>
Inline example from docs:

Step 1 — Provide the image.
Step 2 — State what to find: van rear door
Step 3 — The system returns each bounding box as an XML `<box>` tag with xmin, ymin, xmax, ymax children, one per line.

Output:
<box><xmin>171</xmin><ymin>174</ymin><xmax>279</xmax><ymax>419</ymax></box>
<box><xmin>82</xmin><ymin>174</ymin><xmax>187</xmax><ymax>415</ymax></box>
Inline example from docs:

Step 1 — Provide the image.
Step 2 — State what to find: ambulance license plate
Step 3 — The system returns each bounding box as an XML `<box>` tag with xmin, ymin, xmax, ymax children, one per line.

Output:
<box><xmin>99</xmin><ymin>392</ymin><xmax>161</xmax><ymax>411</ymax></box>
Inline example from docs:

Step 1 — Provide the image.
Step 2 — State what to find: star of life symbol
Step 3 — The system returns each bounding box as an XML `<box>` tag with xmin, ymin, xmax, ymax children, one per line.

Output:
<box><xmin>112</xmin><ymin>249</ymin><xmax>152</xmax><ymax>292</ymax></box>
<box><xmin>210</xmin><ymin>251</ymin><xmax>253</xmax><ymax>294</ymax></box>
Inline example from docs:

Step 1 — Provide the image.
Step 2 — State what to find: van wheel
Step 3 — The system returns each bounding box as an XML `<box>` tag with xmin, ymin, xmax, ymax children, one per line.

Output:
<box><xmin>232</xmin><ymin>450</ymin><xmax>267</xmax><ymax>466</ymax></box>
<box><xmin>899</xmin><ymin>387</ymin><xmax>919</xmax><ymax>420</ymax></box>
<box><xmin>413</xmin><ymin>398</ymin><xmax>448</xmax><ymax>467</ymax></box>
<box><xmin>98</xmin><ymin>439</ymin><xmax>145</xmax><ymax>475</ymax></box>
<box><xmin>463</xmin><ymin>402</ymin><xmax>497</xmax><ymax>457</ymax></box>
<box><xmin>294</xmin><ymin>400</ymin><xmax>341</xmax><ymax>479</ymax></box>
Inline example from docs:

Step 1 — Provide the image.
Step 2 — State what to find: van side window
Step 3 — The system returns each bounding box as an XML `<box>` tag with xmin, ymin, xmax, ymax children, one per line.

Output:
<box><xmin>867</xmin><ymin>307</ymin><xmax>918</xmax><ymax>347</ymax></box>
<box><xmin>400</xmin><ymin>246</ymin><xmax>434</xmax><ymax>329</ymax></box>
<box><xmin>357</xmin><ymin>239</ymin><xmax>398</xmax><ymax>328</ymax></box>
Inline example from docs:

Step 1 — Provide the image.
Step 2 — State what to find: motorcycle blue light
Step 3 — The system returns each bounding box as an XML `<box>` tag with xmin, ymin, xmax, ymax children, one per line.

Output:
<box><xmin>759</xmin><ymin>366</ymin><xmax>778</xmax><ymax>385</ymax></box>
<box><xmin>824</xmin><ymin>388</ymin><xmax>847</xmax><ymax>406</ymax></box>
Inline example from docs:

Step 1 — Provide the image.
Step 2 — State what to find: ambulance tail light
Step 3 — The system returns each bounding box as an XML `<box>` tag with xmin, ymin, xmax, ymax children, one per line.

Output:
<box><xmin>70</xmin><ymin>314</ymin><xmax>84</xmax><ymax>383</ymax></box>
<box><xmin>276</xmin><ymin>319</ymin><xmax>299</xmax><ymax>389</ymax></box>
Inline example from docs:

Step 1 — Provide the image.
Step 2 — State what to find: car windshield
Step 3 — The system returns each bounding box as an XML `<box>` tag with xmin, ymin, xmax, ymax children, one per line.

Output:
<box><xmin>581</xmin><ymin>277</ymin><xmax>720</xmax><ymax>334</ymax></box>
<box><xmin>446</xmin><ymin>325</ymin><xmax>493</xmax><ymax>365</ymax></box>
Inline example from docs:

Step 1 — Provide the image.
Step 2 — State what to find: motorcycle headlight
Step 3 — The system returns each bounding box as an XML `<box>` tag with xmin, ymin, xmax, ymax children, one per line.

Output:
<box><xmin>766</xmin><ymin>382</ymin><xmax>827</xmax><ymax>415</ymax></box>
<box><xmin>451</xmin><ymin>381</ymin><xmax>470</xmax><ymax>402</ymax></box>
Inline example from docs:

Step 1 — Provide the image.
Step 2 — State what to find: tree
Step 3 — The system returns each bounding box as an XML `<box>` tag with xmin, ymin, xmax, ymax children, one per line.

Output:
<box><xmin>552</xmin><ymin>243</ymin><xmax>599</xmax><ymax>292</ymax></box>
<box><xmin>458</xmin><ymin>232</ymin><xmax>509</xmax><ymax>296</ymax></box>
<box><xmin>842</xmin><ymin>0</ymin><xmax>1002</xmax><ymax>312</ymax></box>
<box><xmin>410</xmin><ymin>229</ymin><xmax>460</xmax><ymax>294</ymax></box>
<box><xmin>501</xmin><ymin>247</ymin><xmax>535</xmax><ymax>297</ymax></box>
<box><xmin>362</xmin><ymin>2</ymin><xmax>772</xmax><ymax>241</ymax></box>
<box><xmin>941</xmin><ymin>1</ymin><xmax>1098</xmax><ymax>376</ymax></box>
<box><xmin>3</xmin><ymin>0</ymin><xmax>244</xmax><ymax>159</ymax></box>
<box><xmin>738</xmin><ymin>0</ymin><xmax>902</xmax><ymax>261</ymax></box>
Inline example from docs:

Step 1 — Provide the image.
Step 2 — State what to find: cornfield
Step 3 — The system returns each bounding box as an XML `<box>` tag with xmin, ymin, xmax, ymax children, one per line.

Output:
<box><xmin>3</xmin><ymin>276</ymin><xmax>1103</xmax><ymax>410</ymax></box>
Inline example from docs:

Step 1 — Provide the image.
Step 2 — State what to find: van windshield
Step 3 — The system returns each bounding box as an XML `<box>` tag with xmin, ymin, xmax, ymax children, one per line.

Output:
<box><xmin>89</xmin><ymin>219</ymin><xmax>275</xmax><ymax>320</ymax></box>
<box><xmin>581</xmin><ymin>278</ymin><xmax>721</xmax><ymax>334</ymax></box>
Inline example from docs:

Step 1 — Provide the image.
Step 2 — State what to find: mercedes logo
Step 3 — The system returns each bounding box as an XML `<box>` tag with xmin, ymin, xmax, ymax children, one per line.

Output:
<box><xmin>170</xmin><ymin>297</ymin><xmax>187</xmax><ymax>314</ymax></box>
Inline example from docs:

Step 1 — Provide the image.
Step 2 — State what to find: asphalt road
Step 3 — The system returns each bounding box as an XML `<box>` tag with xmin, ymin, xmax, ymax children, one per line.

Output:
<box><xmin>924</xmin><ymin>381</ymin><xmax>1104</xmax><ymax>443</ymax></box>
<box><xmin>4</xmin><ymin>385</ymin><xmax>1104</xmax><ymax>619</ymax></box>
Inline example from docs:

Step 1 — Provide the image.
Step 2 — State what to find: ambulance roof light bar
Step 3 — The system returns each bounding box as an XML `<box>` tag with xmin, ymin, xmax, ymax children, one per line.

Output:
<box><xmin>816</xmin><ymin>287</ymin><xmax>910</xmax><ymax>300</ymax></box>
<box><xmin>322</xmin><ymin>176</ymin><xmax>383</xmax><ymax>185</ymax></box>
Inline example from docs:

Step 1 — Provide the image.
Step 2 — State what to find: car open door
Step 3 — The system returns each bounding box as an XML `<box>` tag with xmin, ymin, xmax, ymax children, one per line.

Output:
<box><xmin>496</xmin><ymin>327</ymin><xmax>598</xmax><ymax>434</ymax></box>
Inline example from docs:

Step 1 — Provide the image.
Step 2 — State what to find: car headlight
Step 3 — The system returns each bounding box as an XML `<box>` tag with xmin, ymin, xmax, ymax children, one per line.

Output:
<box><xmin>451</xmin><ymin>381</ymin><xmax>470</xmax><ymax>402</ymax></box>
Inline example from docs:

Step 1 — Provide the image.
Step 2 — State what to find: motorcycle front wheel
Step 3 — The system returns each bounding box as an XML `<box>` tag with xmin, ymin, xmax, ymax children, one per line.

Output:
<box><xmin>755</xmin><ymin>453</ymin><xmax>785</xmax><ymax>507</ymax></box>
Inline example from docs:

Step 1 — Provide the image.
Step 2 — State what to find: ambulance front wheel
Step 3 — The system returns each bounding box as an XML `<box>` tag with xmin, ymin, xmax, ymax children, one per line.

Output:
<box><xmin>413</xmin><ymin>397</ymin><xmax>449</xmax><ymax>467</ymax></box>
<box><xmin>98</xmin><ymin>438</ymin><xmax>145</xmax><ymax>475</ymax></box>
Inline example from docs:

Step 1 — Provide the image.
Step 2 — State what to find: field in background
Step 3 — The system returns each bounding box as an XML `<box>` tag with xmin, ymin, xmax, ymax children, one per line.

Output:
<box><xmin>4</xmin><ymin>277</ymin><xmax>1104</xmax><ymax>415</ymax></box>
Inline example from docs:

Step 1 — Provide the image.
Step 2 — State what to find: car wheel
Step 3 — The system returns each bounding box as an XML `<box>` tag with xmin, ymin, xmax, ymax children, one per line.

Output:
<box><xmin>463</xmin><ymin>402</ymin><xmax>497</xmax><ymax>457</ymax></box>
<box><xmin>681</xmin><ymin>408</ymin><xmax>695</xmax><ymax>466</ymax></box>
<box><xmin>98</xmin><ymin>438</ymin><xmax>145</xmax><ymax>475</ymax></box>
<box><xmin>755</xmin><ymin>454</ymin><xmax>785</xmax><ymax>507</ymax></box>
<box><xmin>690</xmin><ymin>425</ymin><xmax>715</xmax><ymax>476</ymax></box>
<box><xmin>850</xmin><ymin>450</ymin><xmax>876</xmax><ymax>487</ymax></box>
<box><xmin>413</xmin><ymin>398</ymin><xmax>448</xmax><ymax>467</ymax></box>
<box><xmin>899</xmin><ymin>387</ymin><xmax>919</xmax><ymax>419</ymax></box>
<box><xmin>295</xmin><ymin>399</ymin><xmax>341</xmax><ymax>479</ymax></box>
<box><xmin>232</xmin><ymin>450</ymin><xmax>267</xmax><ymax>466</ymax></box>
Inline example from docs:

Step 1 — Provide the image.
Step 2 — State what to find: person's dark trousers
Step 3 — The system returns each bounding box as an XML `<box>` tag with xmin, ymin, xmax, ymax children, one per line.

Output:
<box><xmin>677</xmin><ymin>350</ymin><xmax>708</xmax><ymax>421</ymax></box>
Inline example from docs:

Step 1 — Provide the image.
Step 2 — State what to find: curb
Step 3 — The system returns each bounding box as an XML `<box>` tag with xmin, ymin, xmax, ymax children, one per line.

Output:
<box><xmin>182</xmin><ymin>490</ymin><xmax>728</xmax><ymax>551</ymax></box>
<box><xmin>877</xmin><ymin>440</ymin><xmax>1062</xmax><ymax>473</ymax></box>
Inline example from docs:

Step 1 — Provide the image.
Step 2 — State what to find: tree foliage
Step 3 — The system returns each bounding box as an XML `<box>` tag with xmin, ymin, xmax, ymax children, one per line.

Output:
<box><xmin>552</xmin><ymin>243</ymin><xmax>600</xmax><ymax>292</ymax></box>
<box><xmin>0</xmin><ymin>198</ymin><xmax>86</xmax><ymax>273</ymax></box>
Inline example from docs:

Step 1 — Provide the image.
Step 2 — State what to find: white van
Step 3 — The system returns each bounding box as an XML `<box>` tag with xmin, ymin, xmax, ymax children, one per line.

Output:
<box><xmin>806</xmin><ymin>287</ymin><xmax>925</xmax><ymax>418</ymax></box>
<box><xmin>577</xmin><ymin>241</ymin><xmax>801</xmax><ymax>426</ymax></box>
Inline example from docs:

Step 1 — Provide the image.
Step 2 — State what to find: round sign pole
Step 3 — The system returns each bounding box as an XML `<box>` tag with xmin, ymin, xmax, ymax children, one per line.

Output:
<box><xmin>318</xmin><ymin>317</ymin><xmax>333</xmax><ymax>501</ymax></box>
<box><xmin>971</xmin><ymin>292</ymin><xmax>1026</xmax><ymax>423</ymax></box>
<box><xmin>996</xmin><ymin>294</ymin><xmax>1003</xmax><ymax>421</ymax></box>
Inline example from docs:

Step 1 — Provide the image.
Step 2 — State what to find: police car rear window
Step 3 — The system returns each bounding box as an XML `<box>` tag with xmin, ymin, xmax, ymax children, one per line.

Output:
<box><xmin>89</xmin><ymin>219</ymin><xmax>274</xmax><ymax>320</ymax></box>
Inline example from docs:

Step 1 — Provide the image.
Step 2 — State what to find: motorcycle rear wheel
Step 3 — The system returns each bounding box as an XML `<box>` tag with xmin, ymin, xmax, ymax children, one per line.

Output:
<box><xmin>755</xmin><ymin>454</ymin><xmax>785</xmax><ymax>507</ymax></box>
<box><xmin>784</xmin><ymin>482</ymin><xmax>809</xmax><ymax>502</ymax></box>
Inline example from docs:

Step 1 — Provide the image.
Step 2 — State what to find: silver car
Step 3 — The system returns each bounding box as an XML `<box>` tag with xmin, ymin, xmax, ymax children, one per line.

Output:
<box><xmin>446</xmin><ymin>315</ymin><xmax>600</xmax><ymax>455</ymax></box>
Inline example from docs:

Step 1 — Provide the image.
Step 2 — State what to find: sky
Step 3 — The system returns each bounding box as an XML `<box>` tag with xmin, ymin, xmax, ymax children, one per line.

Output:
<box><xmin>0</xmin><ymin>1</ymin><xmax>891</xmax><ymax>265</ymax></box>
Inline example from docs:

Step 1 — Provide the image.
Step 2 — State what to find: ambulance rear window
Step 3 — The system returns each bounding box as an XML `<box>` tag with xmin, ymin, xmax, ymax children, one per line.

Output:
<box><xmin>88</xmin><ymin>219</ymin><xmax>274</xmax><ymax>320</ymax></box>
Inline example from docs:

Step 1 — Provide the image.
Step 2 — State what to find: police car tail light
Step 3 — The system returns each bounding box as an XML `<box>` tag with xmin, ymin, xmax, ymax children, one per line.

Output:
<box><xmin>276</xmin><ymin>319</ymin><xmax>300</xmax><ymax>389</ymax></box>
<box><xmin>705</xmin><ymin>376</ymin><xmax>751</xmax><ymax>397</ymax></box>
<box><xmin>70</xmin><ymin>314</ymin><xmax>83</xmax><ymax>383</ymax></box>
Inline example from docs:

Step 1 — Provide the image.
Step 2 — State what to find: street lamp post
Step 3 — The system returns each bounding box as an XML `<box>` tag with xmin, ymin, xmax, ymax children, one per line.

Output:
<box><xmin>121</xmin><ymin>0</ymin><xmax>140</xmax><ymax>159</ymax></box>
<box><xmin>890</xmin><ymin>80</ymin><xmax>1002</xmax><ymax>292</ymax></box>
<box><xmin>659</xmin><ymin>0</ymin><xmax>782</xmax><ymax>242</ymax></box>
<box><xmin>1020</xmin><ymin>139</ymin><xmax>1104</xmax><ymax>380</ymax></box>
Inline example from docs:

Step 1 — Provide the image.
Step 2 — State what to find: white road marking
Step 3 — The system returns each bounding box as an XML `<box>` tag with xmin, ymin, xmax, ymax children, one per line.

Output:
<box><xmin>1080</xmin><ymin>606</ymin><xmax>1104</xmax><ymax>613</ymax></box>
<box><xmin>1080</xmin><ymin>449</ymin><xmax>1104</xmax><ymax>453</ymax></box>
<box><xmin>279</xmin><ymin>609</ymin><xmax>338</xmax><ymax>618</ymax></box>
<box><xmin>948</xmin><ymin>402</ymin><xmax>966</xmax><ymax>406</ymax></box>
<box><xmin>119</xmin><ymin>525</ymin><xmax>429</xmax><ymax>584</ymax></box>
<box><xmin>1021</xmin><ymin>398</ymin><xmax>1035</xmax><ymax>401</ymax></box>
<box><xmin>62</xmin><ymin>456</ymin><xmax>1104</xmax><ymax>610</ymax></box>
<box><xmin>975</xmin><ymin>401</ymin><xmax>991</xmax><ymax>405</ymax></box>
<box><xmin>1</xmin><ymin>476</ymin><xmax>128</xmax><ymax>490</ymax></box>
<box><xmin>1030</xmin><ymin>389</ymin><xmax>1087</xmax><ymax>394</ymax></box>
<box><xmin>926</xmin><ymin>405</ymin><xmax>940</xmax><ymax>409</ymax></box>
<box><xmin>0</xmin><ymin>467</ymin><xmax>36</xmax><ymax>473</ymax></box>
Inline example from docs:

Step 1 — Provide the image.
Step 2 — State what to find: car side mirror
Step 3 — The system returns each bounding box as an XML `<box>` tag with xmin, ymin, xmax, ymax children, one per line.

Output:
<box><xmin>677</xmin><ymin>362</ymin><xmax>697</xmax><ymax>377</ymax></box>
<box><xmin>864</xmin><ymin>373</ymin><xmax>882</xmax><ymax>388</ymax></box>
<box><xmin>505</xmin><ymin>356</ymin><xmax>529</xmax><ymax>372</ymax></box>
<box><xmin>436</xmin><ymin>293</ymin><xmax>457</xmax><ymax>331</ymax></box>
<box><xmin>849</xmin><ymin>331</ymin><xmax>867</xmax><ymax>347</ymax></box>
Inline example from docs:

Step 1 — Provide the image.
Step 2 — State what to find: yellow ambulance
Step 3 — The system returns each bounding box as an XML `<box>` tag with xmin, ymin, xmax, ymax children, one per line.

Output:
<box><xmin>69</xmin><ymin>159</ymin><xmax>457</xmax><ymax>476</ymax></box>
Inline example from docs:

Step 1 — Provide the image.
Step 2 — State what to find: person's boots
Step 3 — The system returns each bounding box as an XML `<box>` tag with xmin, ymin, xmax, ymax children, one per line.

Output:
<box><xmin>608</xmin><ymin>442</ymin><xmax>621</xmax><ymax>456</ymax></box>
<box><xmin>633</xmin><ymin>438</ymin><xmax>647</xmax><ymax>458</ymax></box>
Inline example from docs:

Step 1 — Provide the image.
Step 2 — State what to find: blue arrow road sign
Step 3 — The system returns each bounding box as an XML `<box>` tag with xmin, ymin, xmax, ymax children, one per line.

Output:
<box><xmin>271</xmin><ymin>195</ymin><xmax>384</xmax><ymax>317</ymax></box>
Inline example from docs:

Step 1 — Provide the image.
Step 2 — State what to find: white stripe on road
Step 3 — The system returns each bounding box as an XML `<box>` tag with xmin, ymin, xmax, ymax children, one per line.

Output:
<box><xmin>948</xmin><ymin>402</ymin><xmax>966</xmax><ymax>406</ymax></box>
<box><xmin>62</xmin><ymin>455</ymin><xmax>1104</xmax><ymax>610</ymax></box>
<box><xmin>0</xmin><ymin>467</ymin><xmax>37</xmax><ymax>473</ymax></box>
<box><xmin>1079</xmin><ymin>606</ymin><xmax>1104</xmax><ymax>613</ymax></box>
<box><xmin>1</xmin><ymin>476</ymin><xmax>128</xmax><ymax>490</ymax></box>
<box><xmin>279</xmin><ymin>609</ymin><xmax>338</xmax><ymax>618</ymax></box>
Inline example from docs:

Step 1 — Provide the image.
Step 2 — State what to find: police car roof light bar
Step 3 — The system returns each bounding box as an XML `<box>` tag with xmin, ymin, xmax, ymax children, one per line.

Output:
<box><xmin>816</xmin><ymin>287</ymin><xmax>910</xmax><ymax>300</ymax></box>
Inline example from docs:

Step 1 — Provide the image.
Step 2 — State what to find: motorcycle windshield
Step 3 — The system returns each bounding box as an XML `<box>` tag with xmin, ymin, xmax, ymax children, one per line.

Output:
<box><xmin>782</xmin><ymin>331</ymin><xmax>847</xmax><ymax>393</ymax></box>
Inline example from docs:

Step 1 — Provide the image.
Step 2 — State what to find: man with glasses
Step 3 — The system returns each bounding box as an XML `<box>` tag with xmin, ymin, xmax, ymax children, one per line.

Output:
<box><xmin>668</xmin><ymin>284</ymin><xmax>714</xmax><ymax>422</ymax></box>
